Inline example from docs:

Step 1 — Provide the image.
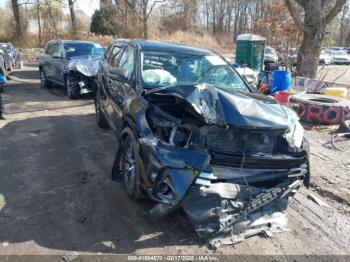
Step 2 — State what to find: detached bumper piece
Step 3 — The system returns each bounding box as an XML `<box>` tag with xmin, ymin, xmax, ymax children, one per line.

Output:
<box><xmin>183</xmin><ymin>178</ymin><xmax>301</xmax><ymax>249</ymax></box>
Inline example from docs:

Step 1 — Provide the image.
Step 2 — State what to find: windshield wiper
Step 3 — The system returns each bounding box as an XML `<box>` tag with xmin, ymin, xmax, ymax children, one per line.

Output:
<box><xmin>143</xmin><ymin>84</ymin><xmax>182</xmax><ymax>95</ymax></box>
<box><xmin>143</xmin><ymin>86</ymin><xmax>169</xmax><ymax>95</ymax></box>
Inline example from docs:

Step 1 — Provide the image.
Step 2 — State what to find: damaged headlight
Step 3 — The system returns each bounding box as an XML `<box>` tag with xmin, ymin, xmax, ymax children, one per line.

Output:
<box><xmin>285</xmin><ymin>121</ymin><xmax>304</xmax><ymax>148</ymax></box>
<box><xmin>283</xmin><ymin>106</ymin><xmax>304</xmax><ymax>149</ymax></box>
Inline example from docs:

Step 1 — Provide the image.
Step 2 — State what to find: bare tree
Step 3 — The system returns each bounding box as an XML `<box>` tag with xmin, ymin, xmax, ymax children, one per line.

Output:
<box><xmin>11</xmin><ymin>0</ymin><xmax>23</xmax><ymax>42</ymax></box>
<box><xmin>68</xmin><ymin>0</ymin><xmax>77</xmax><ymax>38</ymax></box>
<box><xmin>182</xmin><ymin>0</ymin><xmax>198</xmax><ymax>31</ymax></box>
<box><xmin>284</xmin><ymin>0</ymin><xmax>346</xmax><ymax>78</ymax></box>
<box><xmin>36</xmin><ymin>0</ymin><xmax>42</xmax><ymax>45</ymax></box>
<box><xmin>128</xmin><ymin>0</ymin><xmax>165</xmax><ymax>39</ymax></box>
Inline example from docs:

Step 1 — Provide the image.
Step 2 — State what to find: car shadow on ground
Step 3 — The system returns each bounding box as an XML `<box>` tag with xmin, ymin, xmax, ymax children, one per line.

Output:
<box><xmin>8</xmin><ymin>68</ymin><xmax>40</xmax><ymax>81</ymax></box>
<box><xmin>46</xmin><ymin>84</ymin><xmax>94</xmax><ymax>100</ymax></box>
<box><xmin>8</xmin><ymin>68</ymin><xmax>93</xmax><ymax>101</ymax></box>
<box><xmin>1</xmin><ymin>82</ymin><xmax>93</xmax><ymax>117</ymax></box>
<box><xmin>0</xmin><ymin>114</ymin><xmax>198</xmax><ymax>254</ymax></box>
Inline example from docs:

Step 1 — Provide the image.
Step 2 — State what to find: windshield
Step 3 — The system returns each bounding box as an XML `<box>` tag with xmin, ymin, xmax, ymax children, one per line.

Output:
<box><xmin>335</xmin><ymin>51</ymin><xmax>347</xmax><ymax>56</ymax></box>
<box><xmin>141</xmin><ymin>50</ymin><xmax>249</xmax><ymax>93</ymax></box>
<box><xmin>64</xmin><ymin>43</ymin><xmax>104</xmax><ymax>58</ymax></box>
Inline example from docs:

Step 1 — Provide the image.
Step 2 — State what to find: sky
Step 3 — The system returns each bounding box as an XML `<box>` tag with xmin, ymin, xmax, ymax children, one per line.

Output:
<box><xmin>74</xmin><ymin>0</ymin><xmax>100</xmax><ymax>16</ymax></box>
<box><xmin>0</xmin><ymin>0</ymin><xmax>100</xmax><ymax>17</ymax></box>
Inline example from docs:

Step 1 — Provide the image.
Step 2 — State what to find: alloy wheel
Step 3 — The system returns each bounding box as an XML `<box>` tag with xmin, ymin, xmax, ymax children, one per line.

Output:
<box><xmin>40</xmin><ymin>70</ymin><xmax>46</xmax><ymax>88</ymax></box>
<box><xmin>122</xmin><ymin>136</ymin><xmax>137</xmax><ymax>196</ymax></box>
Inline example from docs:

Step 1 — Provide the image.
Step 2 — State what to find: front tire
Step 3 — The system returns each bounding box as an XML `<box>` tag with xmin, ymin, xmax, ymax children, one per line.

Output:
<box><xmin>121</xmin><ymin>128</ymin><xmax>142</xmax><ymax>200</ymax></box>
<box><xmin>39</xmin><ymin>68</ymin><xmax>50</xmax><ymax>88</ymax></box>
<box><xmin>94</xmin><ymin>87</ymin><xmax>109</xmax><ymax>129</ymax></box>
<box><xmin>65</xmin><ymin>76</ymin><xmax>78</xmax><ymax>99</ymax></box>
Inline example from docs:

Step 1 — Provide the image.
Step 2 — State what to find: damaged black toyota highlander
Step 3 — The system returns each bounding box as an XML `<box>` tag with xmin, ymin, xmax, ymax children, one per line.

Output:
<box><xmin>95</xmin><ymin>40</ymin><xmax>310</xmax><ymax>249</ymax></box>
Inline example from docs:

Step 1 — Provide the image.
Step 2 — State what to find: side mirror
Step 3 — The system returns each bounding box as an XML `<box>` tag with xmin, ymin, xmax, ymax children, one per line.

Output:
<box><xmin>109</xmin><ymin>67</ymin><xmax>129</xmax><ymax>80</ymax></box>
<box><xmin>52</xmin><ymin>52</ymin><xmax>62</xmax><ymax>59</ymax></box>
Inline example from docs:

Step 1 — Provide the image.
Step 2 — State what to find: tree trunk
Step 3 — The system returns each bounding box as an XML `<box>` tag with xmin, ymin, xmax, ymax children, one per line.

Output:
<box><xmin>284</xmin><ymin>0</ymin><xmax>346</xmax><ymax>78</ymax></box>
<box><xmin>143</xmin><ymin>18</ymin><xmax>148</xmax><ymax>39</ymax></box>
<box><xmin>297</xmin><ymin>29</ymin><xmax>323</xmax><ymax>77</ymax></box>
<box><xmin>68</xmin><ymin>0</ymin><xmax>77</xmax><ymax>38</ymax></box>
<box><xmin>11</xmin><ymin>0</ymin><xmax>23</xmax><ymax>43</ymax></box>
<box><xmin>142</xmin><ymin>0</ymin><xmax>148</xmax><ymax>39</ymax></box>
<box><xmin>36</xmin><ymin>0</ymin><xmax>42</xmax><ymax>45</ymax></box>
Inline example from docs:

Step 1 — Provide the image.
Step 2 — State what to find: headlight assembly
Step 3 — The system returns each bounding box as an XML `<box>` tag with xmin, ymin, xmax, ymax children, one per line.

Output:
<box><xmin>285</xmin><ymin>121</ymin><xmax>304</xmax><ymax>148</ymax></box>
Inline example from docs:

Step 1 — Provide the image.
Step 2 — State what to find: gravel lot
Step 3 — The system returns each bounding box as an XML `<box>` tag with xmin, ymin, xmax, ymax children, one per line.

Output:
<box><xmin>0</xmin><ymin>65</ymin><xmax>349</xmax><ymax>259</ymax></box>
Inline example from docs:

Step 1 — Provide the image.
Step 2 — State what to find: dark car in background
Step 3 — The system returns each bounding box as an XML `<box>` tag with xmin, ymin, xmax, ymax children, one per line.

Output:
<box><xmin>94</xmin><ymin>39</ymin><xmax>310</xmax><ymax>248</ymax></box>
<box><xmin>0</xmin><ymin>42</ymin><xmax>22</xmax><ymax>71</ymax></box>
<box><xmin>38</xmin><ymin>40</ymin><xmax>105</xmax><ymax>98</ymax></box>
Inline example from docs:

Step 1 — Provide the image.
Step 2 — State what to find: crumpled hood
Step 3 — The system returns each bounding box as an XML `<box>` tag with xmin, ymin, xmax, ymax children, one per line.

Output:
<box><xmin>66</xmin><ymin>55</ymin><xmax>101</xmax><ymax>77</ymax></box>
<box><xmin>146</xmin><ymin>84</ymin><xmax>298</xmax><ymax>130</ymax></box>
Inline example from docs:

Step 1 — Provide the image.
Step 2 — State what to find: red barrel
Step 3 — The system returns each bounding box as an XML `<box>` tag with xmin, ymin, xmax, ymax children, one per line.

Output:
<box><xmin>275</xmin><ymin>91</ymin><xmax>290</xmax><ymax>104</ymax></box>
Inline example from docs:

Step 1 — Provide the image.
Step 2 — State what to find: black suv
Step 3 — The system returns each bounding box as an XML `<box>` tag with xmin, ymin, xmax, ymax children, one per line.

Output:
<box><xmin>95</xmin><ymin>39</ymin><xmax>310</xmax><ymax>248</ymax></box>
<box><xmin>39</xmin><ymin>40</ymin><xmax>105</xmax><ymax>98</ymax></box>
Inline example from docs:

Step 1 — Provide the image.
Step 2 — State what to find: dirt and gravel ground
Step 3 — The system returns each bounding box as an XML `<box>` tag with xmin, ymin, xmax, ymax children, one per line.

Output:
<box><xmin>0</xmin><ymin>65</ymin><xmax>349</xmax><ymax>259</ymax></box>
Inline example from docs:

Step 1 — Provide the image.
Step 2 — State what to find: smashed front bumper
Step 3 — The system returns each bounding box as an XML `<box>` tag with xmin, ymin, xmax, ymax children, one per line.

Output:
<box><xmin>68</xmin><ymin>71</ymin><xmax>96</xmax><ymax>95</ymax></box>
<box><xmin>139</xmin><ymin>137</ymin><xmax>309</xmax><ymax>248</ymax></box>
<box><xmin>183</xmin><ymin>178</ymin><xmax>300</xmax><ymax>249</ymax></box>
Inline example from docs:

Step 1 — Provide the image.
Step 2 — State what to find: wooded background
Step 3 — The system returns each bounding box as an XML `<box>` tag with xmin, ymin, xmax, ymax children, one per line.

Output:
<box><xmin>1</xmin><ymin>0</ymin><xmax>349</xmax><ymax>77</ymax></box>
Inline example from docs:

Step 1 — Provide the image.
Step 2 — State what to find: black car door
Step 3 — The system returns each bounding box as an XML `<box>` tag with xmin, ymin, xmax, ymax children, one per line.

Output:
<box><xmin>51</xmin><ymin>42</ymin><xmax>65</xmax><ymax>86</ymax></box>
<box><xmin>43</xmin><ymin>41</ymin><xmax>57</xmax><ymax>81</ymax></box>
<box><xmin>100</xmin><ymin>44</ymin><xmax>124</xmax><ymax>129</ymax></box>
<box><xmin>107</xmin><ymin>45</ymin><xmax>136</xmax><ymax>137</ymax></box>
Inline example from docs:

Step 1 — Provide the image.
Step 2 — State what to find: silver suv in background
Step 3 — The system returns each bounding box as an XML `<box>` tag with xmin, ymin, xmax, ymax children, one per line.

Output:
<box><xmin>38</xmin><ymin>40</ymin><xmax>105</xmax><ymax>98</ymax></box>
<box><xmin>0</xmin><ymin>42</ymin><xmax>22</xmax><ymax>71</ymax></box>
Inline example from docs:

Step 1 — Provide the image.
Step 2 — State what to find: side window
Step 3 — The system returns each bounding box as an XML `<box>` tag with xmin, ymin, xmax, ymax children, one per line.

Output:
<box><xmin>118</xmin><ymin>46</ymin><xmax>134</xmax><ymax>79</ymax></box>
<box><xmin>104</xmin><ymin>45</ymin><xmax>112</xmax><ymax>59</ymax></box>
<box><xmin>59</xmin><ymin>43</ymin><xmax>65</xmax><ymax>58</ymax></box>
<box><xmin>45</xmin><ymin>43</ymin><xmax>54</xmax><ymax>55</ymax></box>
<box><xmin>45</xmin><ymin>44</ymin><xmax>49</xmax><ymax>54</ymax></box>
<box><xmin>109</xmin><ymin>46</ymin><xmax>124</xmax><ymax>67</ymax></box>
<box><xmin>48</xmin><ymin>43</ymin><xmax>60</xmax><ymax>56</ymax></box>
<box><xmin>111</xmin><ymin>46</ymin><xmax>121</xmax><ymax>57</ymax></box>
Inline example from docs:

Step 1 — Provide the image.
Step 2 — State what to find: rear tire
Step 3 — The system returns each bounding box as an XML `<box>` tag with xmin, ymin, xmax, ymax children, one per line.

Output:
<box><xmin>94</xmin><ymin>87</ymin><xmax>109</xmax><ymax>129</ymax></box>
